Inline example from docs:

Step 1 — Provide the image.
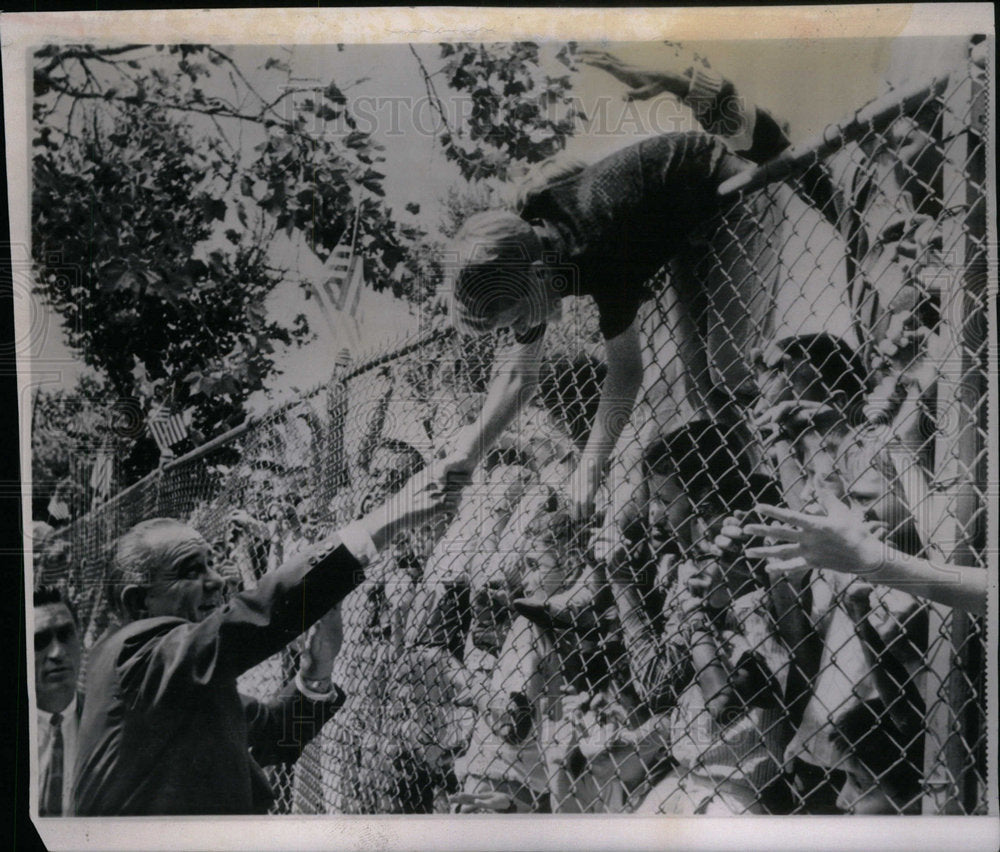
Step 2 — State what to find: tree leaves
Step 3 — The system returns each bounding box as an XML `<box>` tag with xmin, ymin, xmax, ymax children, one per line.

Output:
<box><xmin>31</xmin><ymin>86</ymin><xmax>310</xmax><ymax>483</ymax></box>
<box><xmin>432</xmin><ymin>41</ymin><xmax>580</xmax><ymax>181</ymax></box>
<box><xmin>197</xmin><ymin>193</ymin><xmax>227</xmax><ymax>222</ymax></box>
<box><xmin>264</xmin><ymin>56</ymin><xmax>291</xmax><ymax>73</ymax></box>
<box><xmin>32</xmin><ymin>42</ymin><xmax>554</xmax><ymax>485</ymax></box>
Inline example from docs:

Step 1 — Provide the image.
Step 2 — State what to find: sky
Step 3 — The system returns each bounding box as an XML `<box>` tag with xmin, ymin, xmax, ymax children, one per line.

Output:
<box><xmin>31</xmin><ymin>34</ymin><xmax>972</xmax><ymax>405</ymax></box>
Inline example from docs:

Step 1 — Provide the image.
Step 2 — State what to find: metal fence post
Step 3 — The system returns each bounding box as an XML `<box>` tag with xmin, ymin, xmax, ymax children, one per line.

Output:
<box><xmin>920</xmin><ymin>41</ymin><xmax>987</xmax><ymax>815</ymax></box>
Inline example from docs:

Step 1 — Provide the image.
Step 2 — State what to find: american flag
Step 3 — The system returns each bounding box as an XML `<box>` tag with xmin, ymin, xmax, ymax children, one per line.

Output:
<box><xmin>90</xmin><ymin>449</ymin><xmax>114</xmax><ymax>506</ymax></box>
<box><xmin>311</xmin><ymin>207</ymin><xmax>361</xmax><ymax>331</ymax></box>
<box><xmin>327</xmin><ymin>245</ymin><xmax>356</xmax><ymax>311</ymax></box>
<box><xmin>148</xmin><ymin>404</ymin><xmax>188</xmax><ymax>454</ymax></box>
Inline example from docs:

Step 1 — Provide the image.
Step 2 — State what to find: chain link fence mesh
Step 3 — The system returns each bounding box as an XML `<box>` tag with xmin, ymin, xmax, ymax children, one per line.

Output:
<box><xmin>34</xmin><ymin>47</ymin><xmax>991</xmax><ymax>815</ymax></box>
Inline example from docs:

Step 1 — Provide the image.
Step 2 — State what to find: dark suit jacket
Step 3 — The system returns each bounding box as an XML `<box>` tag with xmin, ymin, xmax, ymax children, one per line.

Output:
<box><xmin>73</xmin><ymin>535</ymin><xmax>363</xmax><ymax>815</ymax></box>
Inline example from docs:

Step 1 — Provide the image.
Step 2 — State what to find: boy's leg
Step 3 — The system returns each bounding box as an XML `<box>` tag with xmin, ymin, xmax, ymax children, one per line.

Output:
<box><xmin>603</xmin><ymin>278</ymin><xmax>713</xmax><ymax>530</ymax></box>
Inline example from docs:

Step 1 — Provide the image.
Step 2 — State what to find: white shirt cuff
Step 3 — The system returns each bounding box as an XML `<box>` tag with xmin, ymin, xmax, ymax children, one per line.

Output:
<box><xmin>294</xmin><ymin>671</ymin><xmax>341</xmax><ymax>702</ymax></box>
<box><xmin>337</xmin><ymin>520</ymin><xmax>379</xmax><ymax>566</ymax></box>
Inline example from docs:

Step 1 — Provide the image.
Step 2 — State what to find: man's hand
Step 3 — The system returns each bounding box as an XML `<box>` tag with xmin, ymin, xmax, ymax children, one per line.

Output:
<box><xmin>743</xmin><ymin>491</ymin><xmax>887</xmax><ymax>578</ymax></box>
<box><xmin>364</xmin><ymin>469</ymin><xmax>468</xmax><ymax>552</ymax></box>
<box><xmin>298</xmin><ymin>602</ymin><xmax>343</xmax><ymax>687</ymax></box>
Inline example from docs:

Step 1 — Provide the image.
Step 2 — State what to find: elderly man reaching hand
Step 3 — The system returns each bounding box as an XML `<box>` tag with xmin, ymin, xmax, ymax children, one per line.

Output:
<box><xmin>73</xmin><ymin>473</ymin><xmax>464</xmax><ymax>815</ymax></box>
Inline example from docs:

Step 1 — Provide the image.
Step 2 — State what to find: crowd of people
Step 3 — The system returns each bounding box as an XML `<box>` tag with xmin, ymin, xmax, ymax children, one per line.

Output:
<box><xmin>31</xmin><ymin>42</ymin><xmax>987</xmax><ymax>817</ymax></box>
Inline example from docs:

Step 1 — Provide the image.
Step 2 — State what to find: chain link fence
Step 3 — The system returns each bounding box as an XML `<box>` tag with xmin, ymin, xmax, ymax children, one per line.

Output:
<box><xmin>35</xmin><ymin>44</ymin><xmax>991</xmax><ymax>815</ymax></box>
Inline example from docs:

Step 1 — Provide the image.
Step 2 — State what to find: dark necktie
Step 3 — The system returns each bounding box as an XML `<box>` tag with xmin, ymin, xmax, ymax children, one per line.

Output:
<box><xmin>41</xmin><ymin>712</ymin><xmax>64</xmax><ymax>816</ymax></box>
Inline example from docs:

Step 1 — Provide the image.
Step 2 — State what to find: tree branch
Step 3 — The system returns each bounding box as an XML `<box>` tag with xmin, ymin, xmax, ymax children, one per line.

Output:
<box><xmin>38</xmin><ymin>44</ymin><xmax>148</xmax><ymax>75</ymax></box>
<box><xmin>408</xmin><ymin>44</ymin><xmax>456</xmax><ymax>141</ymax></box>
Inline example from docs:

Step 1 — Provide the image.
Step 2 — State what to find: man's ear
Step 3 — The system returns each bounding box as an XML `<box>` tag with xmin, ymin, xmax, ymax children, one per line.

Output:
<box><xmin>120</xmin><ymin>585</ymin><xmax>147</xmax><ymax>621</ymax></box>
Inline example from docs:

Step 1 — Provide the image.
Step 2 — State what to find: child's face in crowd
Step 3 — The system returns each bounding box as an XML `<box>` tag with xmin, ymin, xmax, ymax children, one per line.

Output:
<box><xmin>840</xmin><ymin>439</ymin><xmax>914</xmax><ymax>546</ymax></box>
<box><xmin>796</xmin><ymin>424</ymin><xmax>850</xmax><ymax>510</ymax></box>
<box><xmin>646</xmin><ymin>469</ymin><xmax>693</xmax><ymax>550</ymax></box>
<box><xmin>517</xmin><ymin>538</ymin><xmax>561</xmax><ymax>594</ymax></box>
<box><xmin>679</xmin><ymin>516</ymin><xmax>754</xmax><ymax>607</ymax></box>
<box><xmin>487</xmin><ymin>464</ymin><xmax>535</xmax><ymax>512</ymax></box>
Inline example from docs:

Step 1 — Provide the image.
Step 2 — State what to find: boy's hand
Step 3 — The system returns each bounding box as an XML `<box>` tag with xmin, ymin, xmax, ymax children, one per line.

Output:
<box><xmin>675</xmin><ymin>563</ymin><xmax>711</xmax><ymax>621</ymax></box>
<box><xmin>567</xmin><ymin>458</ymin><xmax>602</xmax><ymax>523</ymax></box>
<box><xmin>449</xmin><ymin>790</ymin><xmax>514</xmax><ymax>813</ymax></box>
<box><xmin>842</xmin><ymin>579</ymin><xmax>875</xmax><ymax>626</ymax></box>
<box><xmin>872</xmin><ymin>309</ymin><xmax>946</xmax><ymax>389</ymax></box>
<box><xmin>597</xmin><ymin>524</ymin><xmax>642</xmax><ymax>583</ymax></box>
<box><xmin>753</xmin><ymin>398</ymin><xmax>826</xmax><ymax>446</ymax></box>
<box><xmin>867</xmin><ymin>309</ymin><xmax>945</xmax><ymax>432</ymax></box>
<box><xmin>714</xmin><ymin>511</ymin><xmax>758</xmax><ymax>567</ymax></box>
<box><xmin>578</xmin><ymin>48</ymin><xmax>692</xmax><ymax>101</ymax></box>
<box><xmin>364</xmin><ymin>469</ymin><xmax>467</xmax><ymax>552</ymax></box>
<box><xmin>744</xmin><ymin>491</ymin><xmax>887</xmax><ymax>578</ymax></box>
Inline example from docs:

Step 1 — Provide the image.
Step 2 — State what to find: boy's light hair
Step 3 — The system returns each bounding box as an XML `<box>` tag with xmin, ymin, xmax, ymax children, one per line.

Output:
<box><xmin>448</xmin><ymin>209</ymin><xmax>544</xmax><ymax>336</ymax></box>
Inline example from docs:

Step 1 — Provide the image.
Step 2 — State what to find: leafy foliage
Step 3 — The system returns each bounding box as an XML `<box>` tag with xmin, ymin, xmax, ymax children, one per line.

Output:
<box><xmin>30</xmin><ymin>376</ymin><xmax>116</xmax><ymax>521</ymax></box>
<box><xmin>30</xmin><ymin>42</ymin><xmax>584</xmax><ymax>490</ymax></box>
<box><xmin>32</xmin><ymin>44</ymin><xmax>437</xmax><ymax>483</ymax></box>
<box><xmin>421</xmin><ymin>41</ymin><xmax>580</xmax><ymax>182</ymax></box>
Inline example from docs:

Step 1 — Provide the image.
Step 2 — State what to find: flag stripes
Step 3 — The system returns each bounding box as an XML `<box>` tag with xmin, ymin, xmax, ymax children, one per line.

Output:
<box><xmin>148</xmin><ymin>406</ymin><xmax>188</xmax><ymax>453</ymax></box>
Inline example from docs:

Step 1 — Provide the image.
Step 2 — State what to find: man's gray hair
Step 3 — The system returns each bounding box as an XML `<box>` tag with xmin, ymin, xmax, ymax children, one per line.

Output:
<box><xmin>110</xmin><ymin>518</ymin><xmax>197</xmax><ymax>613</ymax></box>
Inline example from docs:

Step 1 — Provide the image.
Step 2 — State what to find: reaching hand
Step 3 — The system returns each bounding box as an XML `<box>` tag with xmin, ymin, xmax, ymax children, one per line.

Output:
<box><xmin>867</xmin><ymin>309</ymin><xmax>945</xmax><ymax>430</ymax></box>
<box><xmin>873</xmin><ymin>309</ymin><xmax>942</xmax><ymax>382</ymax></box>
<box><xmin>842</xmin><ymin>579</ymin><xmax>875</xmax><ymax>626</ymax></box>
<box><xmin>743</xmin><ymin>490</ymin><xmax>887</xmax><ymax>578</ymax></box>
<box><xmin>432</xmin><ymin>449</ymin><xmax>477</xmax><ymax>490</ymax></box>
<box><xmin>567</xmin><ymin>459</ymin><xmax>602</xmax><ymax>523</ymax></box>
<box><xmin>449</xmin><ymin>790</ymin><xmax>515</xmax><ymax>813</ymax></box>
<box><xmin>752</xmin><ymin>398</ymin><xmax>829</xmax><ymax>463</ymax></box>
<box><xmin>592</xmin><ymin>520</ymin><xmax>633</xmax><ymax>581</ymax></box>
<box><xmin>578</xmin><ymin>47</ymin><xmax>692</xmax><ymax>101</ymax></box>
<box><xmin>299</xmin><ymin>602</ymin><xmax>344</xmax><ymax>683</ymax></box>
<box><xmin>366</xmin><ymin>469</ymin><xmax>468</xmax><ymax>551</ymax></box>
<box><xmin>714</xmin><ymin>511</ymin><xmax>751</xmax><ymax>558</ymax></box>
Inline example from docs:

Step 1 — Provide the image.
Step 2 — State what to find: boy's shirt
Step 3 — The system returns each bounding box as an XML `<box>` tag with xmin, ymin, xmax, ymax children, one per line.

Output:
<box><xmin>453</xmin><ymin>616</ymin><xmax>549</xmax><ymax>794</ymax></box>
<box><xmin>668</xmin><ymin>589</ymin><xmax>790</xmax><ymax>793</ymax></box>
<box><xmin>784</xmin><ymin>569</ymin><xmax>925</xmax><ymax>770</ymax></box>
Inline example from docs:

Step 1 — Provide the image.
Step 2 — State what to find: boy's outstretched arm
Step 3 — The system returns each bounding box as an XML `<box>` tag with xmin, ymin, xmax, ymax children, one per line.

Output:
<box><xmin>569</xmin><ymin>317</ymin><xmax>643</xmax><ymax>521</ymax></box>
<box><xmin>437</xmin><ymin>335</ymin><xmax>545</xmax><ymax>484</ymax></box>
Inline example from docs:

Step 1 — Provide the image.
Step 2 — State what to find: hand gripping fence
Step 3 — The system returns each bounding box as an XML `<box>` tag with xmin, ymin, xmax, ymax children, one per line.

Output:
<box><xmin>34</xmin><ymin>45</ymin><xmax>991</xmax><ymax>815</ymax></box>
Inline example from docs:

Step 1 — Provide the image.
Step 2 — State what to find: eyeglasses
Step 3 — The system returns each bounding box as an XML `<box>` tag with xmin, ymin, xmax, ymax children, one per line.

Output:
<box><xmin>35</xmin><ymin>624</ymin><xmax>77</xmax><ymax>653</ymax></box>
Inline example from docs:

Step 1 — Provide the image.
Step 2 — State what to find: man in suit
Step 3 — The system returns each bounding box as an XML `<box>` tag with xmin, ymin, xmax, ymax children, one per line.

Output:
<box><xmin>73</xmin><ymin>472</ymin><xmax>464</xmax><ymax>815</ymax></box>
<box><xmin>34</xmin><ymin>585</ymin><xmax>83</xmax><ymax>817</ymax></box>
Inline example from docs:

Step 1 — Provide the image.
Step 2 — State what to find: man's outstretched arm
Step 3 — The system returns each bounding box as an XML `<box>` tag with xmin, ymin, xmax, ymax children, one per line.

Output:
<box><xmin>117</xmin><ymin>474</ymin><xmax>466</xmax><ymax>698</ymax></box>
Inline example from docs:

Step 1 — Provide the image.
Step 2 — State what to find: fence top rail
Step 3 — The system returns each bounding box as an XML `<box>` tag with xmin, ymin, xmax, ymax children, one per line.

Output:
<box><xmin>340</xmin><ymin>325</ymin><xmax>456</xmax><ymax>383</ymax></box>
<box><xmin>45</xmin><ymin>324</ymin><xmax>458</xmax><ymax>541</ymax></box>
<box><xmin>718</xmin><ymin>71</ymin><xmax>953</xmax><ymax>197</ymax></box>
